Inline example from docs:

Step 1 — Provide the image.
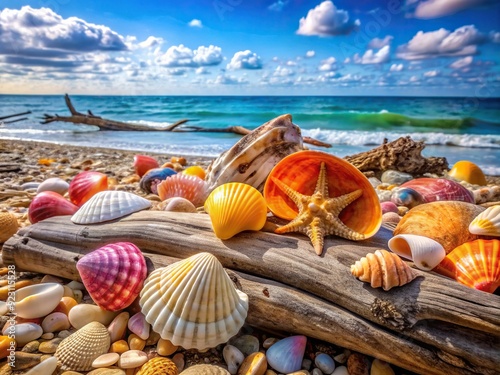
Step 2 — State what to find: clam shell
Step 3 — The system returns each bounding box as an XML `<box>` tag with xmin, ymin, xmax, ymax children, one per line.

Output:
<box><xmin>134</xmin><ymin>155</ymin><xmax>160</xmax><ymax>177</ymax></box>
<box><xmin>71</xmin><ymin>190</ymin><xmax>151</xmax><ymax>224</ymax></box>
<box><xmin>157</xmin><ymin>173</ymin><xmax>209</xmax><ymax>207</ymax></box>
<box><xmin>55</xmin><ymin>321</ymin><xmax>111</xmax><ymax>371</ymax></box>
<box><xmin>69</xmin><ymin>171</ymin><xmax>108</xmax><ymax>207</ymax></box>
<box><xmin>180</xmin><ymin>364</ymin><xmax>230</xmax><ymax>375</ymax></box>
<box><xmin>448</xmin><ymin>160</ymin><xmax>487</xmax><ymax>186</ymax></box>
<box><xmin>136</xmin><ymin>356</ymin><xmax>178</xmax><ymax>375</ymax></box>
<box><xmin>206</xmin><ymin>114</ymin><xmax>303</xmax><ymax>192</ymax></box>
<box><xmin>15</xmin><ymin>283</ymin><xmax>64</xmax><ymax>319</ymax></box>
<box><xmin>351</xmin><ymin>249</ymin><xmax>418</xmax><ymax>291</ymax></box>
<box><xmin>469</xmin><ymin>205</ymin><xmax>500</xmax><ymax>237</ymax></box>
<box><xmin>204</xmin><ymin>182</ymin><xmax>267</xmax><ymax>240</ymax></box>
<box><xmin>28</xmin><ymin>191</ymin><xmax>79</xmax><ymax>224</ymax></box>
<box><xmin>393</xmin><ymin>201</ymin><xmax>484</xmax><ymax>253</ymax></box>
<box><xmin>139</xmin><ymin>252</ymin><xmax>249</xmax><ymax>350</ymax></box>
<box><xmin>388</xmin><ymin>234</ymin><xmax>446</xmax><ymax>271</ymax></box>
<box><xmin>76</xmin><ymin>242</ymin><xmax>147</xmax><ymax>311</ymax></box>
<box><xmin>264</xmin><ymin>150</ymin><xmax>382</xmax><ymax>237</ymax></box>
<box><xmin>0</xmin><ymin>211</ymin><xmax>18</xmax><ymax>243</ymax></box>
<box><xmin>400</xmin><ymin>178</ymin><xmax>474</xmax><ymax>203</ymax></box>
<box><xmin>266</xmin><ymin>335</ymin><xmax>307</xmax><ymax>374</ymax></box>
<box><xmin>140</xmin><ymin>167</ymin><xmax>177</xmax><ymax>194</ymax></box>
<box><xmin>36</xmin><ymin>177</ymin><xmax>70</xmax><ymax>195</ymax></box>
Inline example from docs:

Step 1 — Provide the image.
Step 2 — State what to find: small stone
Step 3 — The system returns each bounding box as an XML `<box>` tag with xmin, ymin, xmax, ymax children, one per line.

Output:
<box><xmin>347</xmin><ymin>353</ymin><xmax>371</xmax><ymax>375</ymax></box>
<box><xmin>110</xmin><ymin>340</ymin><xmax>129</xmax><ymax>354</ymax></box>
<box><xmin>40</xmin><ymin>275</ymin><xmax>63</xmax><ymax>284</ymax></box>
<box><xmin>53</xmin><ymin>297</ymin><xmax>78</xmax><ymax>316</ymax></box>
<box><xmin>92</xmin><ymin>352</ymin><xmax>120</xmax><ymax>368</ymax></box>
<box><xmin>264</xmin><ymin>371</ymin><xmax>277</xmax><ymax>375</ymax></box>
<box><xmin>63</xmin><ymin>285</ymin><xmax>74</xmax><ymax>298</ymax></box>
<box><xmin>230</xmin><ymin>335</ymin><xmax>260</xmax><ymax>357</ymax></box>
<box><xmin>370</xmin><ymin>359</ymin><xmax>395</xmax><ymax>375</ymax></box>
<box><xmin>73</xmin><ymin>290</ymin><xmax>83</xmax><ymax>303</ymax></box>
<box><xmin>311</xmin><ymin>369</ymin><xmax>323</xmax><ymax>375</ymax></box>
<box><xmin>223</xmin><ymin>345</ymin><xmax>244</xmax><ymax>374</ymax></box>
<box><xmin>157</xmin><ymin>338</ymin><xmax>178</xmax><ymax>356</ymax></box>
<box><xmin>21</xmin><ymin>340</ymin><xmax>40</xmax><ymax>353</ymax></box>
<box><xmin>398</xmin><ymin>206</ymin><xmax>409</xmax><ymax>216</ymax></box>
<box><xmin>127</xmin><ymin>312</ymin><xmax>150</xmax><ymax>341</ymax></box>
<box><xmin>161</xmin><ymin>197</ymin><xmax>197</xmax><ymax>213</ymax></box>
<box><xmin>315</xmin><ymin>353</ymin><xmax>335</xmax><ymax>374</ymax></box>
<box><xmin>262</xmin><ymin>338</ymin><xmax>278</xmax><ymax>349</ymax></box>
<box><xmin>380</xmin><ymin>201</ymin><xmax>398</xmax><ymax>215</ymax></box>
<box><xmin>173</xmin><ymin>352</ymin><xmax>185</xmax><ymax>372</ymax></box>
<box><xmin>61</xmin><ymin>372</ymin><xmax>85</xmax><ymax>375</ymax></box>
<box><xmin>24</xmin><ymin>356</ymin><xmax>58</xmax><ymax>375</ymax></box>
<box><xmin>332</xmin><ymin>366</ymin><xmax>349</xmax><ymax>375</ymax></box>
<box><xmin>12</xmin><ymin>352</ymin><xmax>41</xmax><ymax>371</ymax></box>
<box><xmin>38</xmin><ymin>338</ymin><xmax>62</xmax><ymax>354</ymax></box>
<box><xmin>237</xmin><ymin>352</ymin><xmax>267</xmax><ymax>375</ymax></box>
<box><xmin>288</xmin><ymin>371</ymin><xmax>309</xmax><ymax>375</ymax></box>
<box><xmin>382</xmin><ymin>212</ymin><xmax>401</xmax><ymax>226</ymax></box>
<box><xmin>117</xmin><ymin>350</ymin><xmax>148</xmax><ymax>369</ymax></box>
<box><xmin>302</xmin><ymin>358</ymin><xmax>312</xmax><ymax>370</ymax></box>
<box><xmin>12</xmin><ymin>323</ymin><xmax>43</xmax><ymax>347</ymax></box>
<box><xmin>68</xmin><ymin>304</ymin><xmax>118</xmax><ymax>329</ymax></box>
<box><xmin>65</xmin><ymin>281</ymin><xmax>85</xmax><ymax>290</ymax></box>
<box><xmin>128</xmin><ymin>334</ymin><xmax>146</xmax><ymax>351</ymax></box>
<box><xmin>368</xmin><ymin>177</ymin><xmax>382</xmax><ymax>188</ymax></box>
<box><xmin>41</xmin><ymin>333</ymin><xmax>54</xmax><ymax>340</ymax></box>
<box><xmin>42</xmin><ymin>312</ymin><xmax>71</xmax><ymax>333</ymax></box>
<box><xmin>376</xmin><ymin>190</ymin><xmax>392</xmax><ymax>202</ymax></box>
<box><xmin>108</xmin><ymin>312</ymin><xmax>129</xmax><ymax>343</ymax></box>
<box><xmin>145</xmin><ymin>331</ymin><xmax>161</xmax><ymax>346</ymax></box>
<box><xmin>87</xmin><ymin>369</ymin><xmax>126</xmax><ymax>375</ymax></box>
<box><xmin>58</xmin><ymin>330</ymin><xmax>72</xmax><ymax>339</ymax></box>
<box><xmin>381</xmin><ymin>170</ymin><xmax>413</xmax><ymax>185</ymax></box>
<box><xmin>180</xmin><ymin>364</ymin><xmax>230</xmax><ymax>374</ymax></box>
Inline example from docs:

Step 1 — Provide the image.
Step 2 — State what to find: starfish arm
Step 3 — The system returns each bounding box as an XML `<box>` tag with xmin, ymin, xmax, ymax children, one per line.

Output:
<box><xmin>271</xmin><ymin>177</ymin><xmax>307</xmax><ymax>211</ymax></box>
<box><xmin>306</xmin><ymin>218</ymin><xmax>326</xmax><ymax>256</ymax></box>
<box><xmin>326</xmin><ymin>189</ymin><xmax>363</xmax><ymax>215</ymax></box>
<box><xmin>274</xmin><ymin>215</ymin><xmax>310</xmax><ymax>234</ymax></box>
<box><xmin>326</xmin><ymin>215</ymin><xmax>366</xmax><ymax>241</ymax></box>
<box><xmin>314</xmin><ymin>162</ymin><xmax>329</xmax><ymax>197</ymax></box>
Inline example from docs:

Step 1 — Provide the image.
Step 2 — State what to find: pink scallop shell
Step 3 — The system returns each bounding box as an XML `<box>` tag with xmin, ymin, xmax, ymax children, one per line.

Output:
<box><xmin>28</xmin><ymin>191</ymin><xmax>79</xmax><ymax>224</ymax></box>
<box><xmin>76</xmin><ymin>242</ymin><xmax>147</xmax><ymax>311</ymax></box>
<box><xmin>69</xmin><ymin>171</ymin><xmax>109</xmax><ymax>207</ymax></box>
<box><xmin>156</xmin><ymin>173</ymin><xmax>209</xmax><ymax>207</ymax></box>
<box><xmin>400</xmin><ymin>178</ymin><xmax>474</xmax><ymax>203</ymax></box>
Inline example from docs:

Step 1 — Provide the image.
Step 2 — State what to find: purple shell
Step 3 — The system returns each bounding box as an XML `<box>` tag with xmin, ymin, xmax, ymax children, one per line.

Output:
<box><xmin>400</xmin><ymin>178</ymin><xmax>474</xmax><ymax>203</ymax></box>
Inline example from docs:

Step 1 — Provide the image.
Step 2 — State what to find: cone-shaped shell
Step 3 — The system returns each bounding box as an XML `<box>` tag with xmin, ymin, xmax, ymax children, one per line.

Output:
<box><xmin>400</xmin><ymin>178</ymin><xmax>474</xmax><ymax>203</ymax></box>
<box><xmin>351</xmin><ymin>249</ymin><xmax>418</xmax><ymax>291</ymax></box>
<box><xmin>15</xmin><ymin>283</ymin><xmax>64</xmax><ymax>319</ymax></box>
<box><xmin>0</xmin><ymin>212</ymin><xmax>18</xmax><ymax>243</ymax></box>
<box><xmin>264</xmin><ymin>150</ymin><xmax>382</xmax><ymax>237</ymax></box>
<box><xmin>68</xmin><ymin>171</ymin><xmax>108</xmax><ymax>207</ymax></box>
<box><xmin>55</xmin><ymin>321</ymin><xmax>111</xmax><ymax>371</ymax></box>
<box><xmin>139</xmin><ymin>252</ymin><xmax>249</xmax><ymax>350</ymax></box>
<box><xmin>448</xmin><ymin>160</ymin><xmax>487</xmax><ymax>186</ymax></box>
<box><xmin>71</xmin><ymin>190</ymin><xmax>151</xmax><ymax>224</ymax></box>
<box><xmin>439</xmin><ymin>239</ymin><xmax>500</xmax><ymax>293</ymax></box>
<box><xmin>388</xmin><ymin>234</ymin><xmax>446</xmax><ymax>271</ymax></box>
<box><xmin>76</xmin><ymin>242</ymin><xmax>147</xmax><ymax>311</ymax></box>
<box><xmin>204</xmin><ymin>183</ymin><xmax>268</xmax><ymax>240</ymax></box>
<box><xmin>134</xmin><ymin>155</ymin><xmax>160</xmax><ymax>177</ymax></box>
<box><xmin>266</xmin><ymin>335</ymin><xmax>307</xmax><ymax>374</ymax></box>
<box><xmin>393</xmin><ymin>201</ymin><xmax>484</xmax><ymax>253</ymax></box>
<box><xmin>136</xmin><ymin>356</ymin><xmax>178</xmax><ymax>375</ymax></box>
<box><xmin>28</xmin><ymin>191</ymin><xmax>79</xmax><ymax>224</ymax></box>
<box><xmin>469</xmin><ymin>206</ymin><xmax>500</xmax><ymax>237</ymax></box>
<box><xmin>157</xmin><ymin>173</ymin><xmax>209</xmax><ymax>207</ymax></box>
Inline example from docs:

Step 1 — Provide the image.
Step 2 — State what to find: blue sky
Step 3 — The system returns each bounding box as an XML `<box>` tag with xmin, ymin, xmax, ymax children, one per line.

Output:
<box><xmin>0</xmin><ymin>0</ymin><xmax>499</xmax><ymax>96</ymax></box>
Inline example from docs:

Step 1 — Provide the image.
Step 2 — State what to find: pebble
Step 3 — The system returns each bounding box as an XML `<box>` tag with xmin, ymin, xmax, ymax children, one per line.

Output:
<box><xmin>315</xmin><ymin>353</ymin><xmax>335</xmax><ymax>374</ymax></box>
<box><xmin>262</xmin><ymin>338</ymin><xmax>278</xmax><ymax>349</ymax></box>
<box><xmin>38</xmin><ymin>338</ymin><xmax>62</xmax><ymax>354</ymax></box>
<box><xmin>180</xmin><ymin>364</ymin><xmax>230</xmax><ymax>374</ymax></box>
<box><xmin>117</xmin><ymin>350</ymin><xmax>148</xmax><ymax>369</ymax></box>
<box><xmin>331</xmin><ymin>366</ymin><xmax>349</xmax><ymax>375</ymax></box>
<box><xmin>65</xmin><ymin>280</ymin><xmax>85</xmax><ymax>290</ymax></box>
<box><xmin>36</xmin><ymin>177</ymin><xmax>69</xmax><ymax>195</ymax></box>
<box><xmin>157</xmin><ymin>338</ymin><xmax>178</xmax><ymax>356</ymax></box>
<box><xmin>61</xmin><ymin>372</ymin><xmax>85</xmax><ymax>375</ymax></box>
<box><xmin>127</xmin><ymin>312</ymin><xmax>150</xmax><ymax>341</ymax></box>
<box><xmin>230</xmin><ymin>335</ymin><xmax>260</xmax><ymax>356</ymax></box>
<box><xmin>380</xmin><ymin>201</ymin><xmax>398</xmax><ymax>215</ymax></box>
<box><xmin>237</xmin><ymin>351</ymin><xmax>267</xmax><ymax>375</ymax></box>
<box><xmin>376</xmin><ymin>190</ymin><xmax>392</xmax><ymax>202</ymax></box>
<box><xmin>12</xmin><ymin>323</ymin><xmax>43</xmax><ymax>347</ymax></box>
<box><xmin>347</xmin><ymin>353</ymin><xmax>371</xmax><ymax>375</ymax></box>
<box><xmin>128</xmin><ymin>334</ymin><xmax>146</xmax><ymax>351</ymax></box>
<box><xmin>311</xmin><ymin>369</ymin><xmax>323</xmax><ymax>375</ymax></box>
<box><xmin>370</xmin><ymin>359</ymin><xmax>395</xmax><ymax>375</ymax></box>
<box><xmin>63</xmin><ymin>285</ymin><xmax>74</xmax><ymax>298</ymax></box>
<box><xmin>73</xmin><ymin>290</ymin><xmax>83</xmax><ymax>303</ymax></box>
<box><xmin>382</xmin><ymin>212</ymin><xmax>401</xmax><ymax>226</ymax></box>
<box><xmin>381</xmin><ymin>170</ymin><xmax>413</xmax><ymax>185</ymax></box>
<box><xmin>58</xmin><ymin>330</ymin><xmax>72</xmax><ymax>339</ymax></box>
<box><xmin>40</xmin><ymin>275</ymin><xmax>63</xmax><ymax>284</ymax></box>
<box><xmin>0</xmin><ymin>302</ymin><xmax>7</xmax><ymax>317</ymax></box>
<box><xmin>92</xmin><ymin>353</ymin><xmax>120</xmax><ymax>368</ymax></box>
<box><xmin>0</xmin><ymin>280</ymin><xmax>34</xmax><ymax>300</ymax></box>
<box><xmin>368</xmin><ymin>177</ymin><xmax>382</xmax><ymax>188</ymax></box>
<box><xmin>68</xmin><ymin>304</ymin><xmax>118</xmax><ymax>329</ymax></box>
<box><xmin>25</xmin><ymin>356</ymin><xmax>58</xmax><ymax>375</ymax></box>
<box><xmin>110</xmin><ymin>340</ymin><xmax>129</xmax><ymax>354</ymax></box>
<box><xmin>108</xmin><ymin>312</ymin><xmax>129</xmax><ymax>343</ymax></box>
<box><xmin>21</xmin><ymin>182</ymin><xmax>40</xmax><ymax>191</ymax></box>
<box><xmin>223</xmin><ymin>345</ymin><xmax>245</xmax><ymax>374</ymax></box>
<box><xmin>53</xmin><ymin>297</ymin><xmax>78</xmax><ymax>316</ymax></box>
<box><xmin>21</xmin><ymin>340</ymin><xmax>40</xmax><ymax>353</ymax></box>
<box><xmin>302</xmin><ymin>358</ymin><xmax>312</xmax><ymax>370</ymax></box>
<box><xmin>397</xmin><ymin>206</ymin><xmax>409</xmax><ymax>216</ymax></box>
<box><xmin>288</xmin><ymin>371</ymin><xmax>309</xmax><ymax>374</ymax></box>
<box><xmin>40</xmin><ymin>333</ymin><xmax>54</xmax><ymax>340</ymax></box>
<box><xmin>11</xmin><ymin>351</ymin><xmax>41</xmax><ymax>371</ymax></box>
<box><xmin>87</xmin><ymin>369</ymin><xmax>126</xmax><ymax>375</ymax></box>
<box><xmin>173</xmin><ymin>352</ymin><xmax>185</xmax><ymax>372</ymax></box>
<box><xmin>42</xmin><ymin>312</ymin><xmax>71</xmax><ymax>333</ymax></box>
<box><xmin>264</xmin><ymin>371</ymin><xmax>277</xmax><ymax>375</ymax></box>
<box><xmin>145</xmin><ymin>331</ymin><xmax>161</xmax><ymax>346</ymax></box>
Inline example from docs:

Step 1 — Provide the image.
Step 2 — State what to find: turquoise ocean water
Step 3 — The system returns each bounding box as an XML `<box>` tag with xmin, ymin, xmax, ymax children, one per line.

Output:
<box><xmin>1</xmin><ymin>95</ymin><xmax>499</xmax><ymax>175</ymax></box>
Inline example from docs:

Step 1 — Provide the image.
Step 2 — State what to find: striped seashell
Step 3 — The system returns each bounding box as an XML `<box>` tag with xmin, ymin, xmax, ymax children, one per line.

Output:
<box><xmin>55</xmin><ymin>321</ymin><xmax>111</xmax><ymax>371</ymax></box>
<box><xmin>71</xmin><ymin>190</ymin><xmax>151</xmax><ymax>224</ymax></box>
<box><xmin>180</xmin><ymin>364</ymin><xmax>230</xmax><ymax>375</ymax></box>
<box><xmin>469</xmin><ymin>205</ymin><xmax>500</xmax><ymax>237</ymax></box>
<box><xmin>134</xmin><ymin>155</ymin><xmax>160</xmax><ymax>177</ymax></box>
<box><xmin>400</xmin><ymin>178</ymin><xmax>474</xmax><ymax>204</ymax></box>
<box><xmin>157</xmin><ymin>173</ymin><xmax>209</xmax><ymax>207</ymax></box>
<box><xmin>0</xmin><ymin>211</ymin><xmax>18</xmax><ymax>243</ymax></box>
<box><xmin>76</xmin><ymin>242</ymin><xmax>147</xmax><ymax>311</ymax></box>
<box><xmin>351</xmin><ymin>249</ymin><xmax>418</xmax><ymax>291</ymax></box>
<box><xmin>136</xmin><ymin>356</ymin><xmax>178</xmax><ymax>375</ymax></box>
<box><xmin>69</xmin><ymin>171</ymin><xmax>108</xmax><ymax>207</ymax></box>
<box><xmin>140</xmin><ymin>252</ymin><xmax>249</xmax><ymax>350</ymax></box>
<box><xmin>28</xmin><ymin>191</ymin><xmax>79</xmax><ymax>224</ymax></box>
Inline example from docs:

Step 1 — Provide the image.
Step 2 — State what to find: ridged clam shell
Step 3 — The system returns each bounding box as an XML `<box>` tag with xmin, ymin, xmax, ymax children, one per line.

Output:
<box><xmin>0</xmin><ymin>211</ymin><xmax>18</xmax><ymax>243</ymax></box>
<box><xmin>400</xmin><ymin>178</ymin><xmax>474</xmax><ymax>203</ymax></box>
<box><xmin>71</xmin><ymin>190</ymin><xmax>151</xmax><ymax>224</ymax></box>
<box><xmin>266</xmin><ymin>335</ymin><xmax>307</xmax><ymax>374</ymax></box>
<box><xmin>469</xmin><ymin>206</ymin><xmax>500</xmax><ymax>237</ymax></box>
<box><xmin>180</xmin><ymin>364</ymin><xmax>230</xmax><ymax>375</ymax></box>
<box><xmin>136</xmin><ymin>356</ymin><xmax>178</xmax><ymax>375</ymax></box>
<box><xmin>157</xmin><ymin>173</ymin><xmax>209</xmax><ymax>207</ymax></box>
<box><xmin>139</xmin><ymin>252</ymin><xmax>249</xmax><ymax>350</ymax></box>
<box><xmin>28</xmin><ymin>191</ymin><xmax>79</xmax><ymax>224</ymax></box>
<box><xmin>55</xmin><ymin>321</ymin><xmax>111</xmax><ymax>371</ymax></box>
<box><xmin>351</xmin><ymin>249</ymin><xmax>418</xmax><ymax>291</ymax></box>
<box><xmin>388</xmin><ymin>234</ymin><xmax>446</xmax><ymax>271</ymax></box>
<box><xmin>134</xmin><ymin>155</ymin><xmax>160</xmax><ymax>177</ymax></box>
<box><xmin>76</xmin><ymin>242</ymin><xmax>147</xmax><ymax>311</ymax></box>
<box><xmin>36</xmin><ymin>177</ymin><xmax>70</xmax><ymax>195</ymax></box>
<box><xmin>140</xmin><ymin>167</ymin><xmax>177</xmax><ymax>194</ymax></box>
<box><xmin>15</xmin><ymin>283</ymin><xmax>64</xmax><ymax>319</ymax></box>
<box><xmin>206</xmin><ymin>114</ymin><xmax>303</xmax><ymax>192</ymax></box>
<box><xmin>448</xmin><ymin>160</ymin><xmax>487</xmax><ymax>186</ymax></box>
<box><xmin>69</xmin><ymin>171</ymin><xmax>108</xmax><ymax>207</ymax></box>
<box><xmin>204</xmin><ymin>182</ymin><xmax>267</xmax><ymax>240</ymax></box>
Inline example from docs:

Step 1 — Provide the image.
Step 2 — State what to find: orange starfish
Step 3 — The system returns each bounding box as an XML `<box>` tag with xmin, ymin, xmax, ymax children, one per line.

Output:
<box><xmin>272</xmin><ymin>162</ymin><xmax>366</xmax><ymax>256</ymax></box>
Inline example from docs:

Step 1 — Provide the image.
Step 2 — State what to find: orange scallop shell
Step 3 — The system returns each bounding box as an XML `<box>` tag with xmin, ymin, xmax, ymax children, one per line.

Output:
<box><xmin>264</xmin><ymin>150</ymin><xmax>382</xmax><ymax>238</ymax></box>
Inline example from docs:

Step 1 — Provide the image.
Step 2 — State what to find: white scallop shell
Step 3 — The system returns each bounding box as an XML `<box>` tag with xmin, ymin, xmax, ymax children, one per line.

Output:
<box><xmin>71</xmin><ymin>190</ymin><xmax>151</xmax><ymax>224</ymax></box>
<box><xmin>388</xmin><ymin>234</ymin><xmax>446</xmax><ymax>271</ymax></box>
<box><xmin>139</xmin><ymin>252</ymin><xmax>249</xmax><ymax>350</ymax></box>
<box><xmin>15</xmin><ymin>283</ymin><xmax>64</xmax><ymax>319</ymax></box>
<box><xmin>469</xmin><ymin>205</ymin><xmax>500</xmax><ymax>237</ymax></box>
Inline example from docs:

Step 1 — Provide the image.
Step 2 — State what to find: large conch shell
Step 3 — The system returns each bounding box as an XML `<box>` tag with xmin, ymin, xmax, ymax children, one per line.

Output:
<box><xmin>469</xmin><ymin>205</ymin><xmax>500</xmax><ymax>237</ymax></box>
<box><xmin>351</xmin><ymin>249</ymin><xmax>418</xmax><ymax>291</ymax></box>
<box><xmin>205</xmin><ymin>114</ymin><xmax>303</xmax><ymax>192</ymax></box>
<box><xmin>393</xmin><ymin>201</ymin><xmax>484</xmax><ymax>253</ymax></box>
<box><xmin>139</xmin><ymin>252</ymin><xmax>249</xmax><ymax>350</ymax></box>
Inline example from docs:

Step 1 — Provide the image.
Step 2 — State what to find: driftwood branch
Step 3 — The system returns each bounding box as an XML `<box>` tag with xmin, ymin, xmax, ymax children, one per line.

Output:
<box><xmin>3</xmin><ymin>211</ymin><xmax>499</xmax><ymax>375</ymax></box>
<box><xmin>0</xmin><ymin>111</ymin><xmax>31</xmax><ymax>121</ymax></box>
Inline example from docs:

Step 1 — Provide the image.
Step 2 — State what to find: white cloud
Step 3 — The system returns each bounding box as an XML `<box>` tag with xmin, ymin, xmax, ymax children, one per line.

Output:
<box><xmin>318</xmin><ymin>57</ymin><xmax>337</xmax><ymax>71</ymax></box>
<box><xmin>268</xmin><ymin>0</ymin><xmax>289</xmax><ymax>11</ymax></box>
<box><xmin>450</xmin><ymin>56</ymin><xmax>473</xmax><ymax>69</ymax></box>
<box><xmin>274</xmin><ymin>66</ymin><xmax>295</xmax><ymax>76</ymax></box>
<box><xmin>195</xmin><ymin>67</ymin><xmax>210</xmax><ymax>75</ymax></box>
<box><xmin>410</xmin><ymin>75</ymin><xmax>420</xmax><ymax>82</ymax></box>
<box><xmin>137</xmin><ymin>36</ymin><xmax>164</xmax><ymax>49</ymax></box>
<box><xmin>157</xmin><ymin>44</ymin><xmax>222</xmax><ymax>67</ymax></box>
<box><xmin>167</xmin><ymin>68</ymin><xmax>186</xmax><ymax>76</ymax></box>
<box><xmin>424</xmin><ymin>70</ymin><xmax>439</xmax><ymax>77</ymax></box>
<box><xmin>354</xmin><ymin>46</ymin><xmax>390</xmax><ymax>64</ymax></box>
<box><xmin>188</xmin><ymin>19</ymin><xmax>202</xmax><ymax>28</ymax></box>
<box><xmin>368</xmin><ymin>36</ymin><xmax>393</xmax><ymax>49</ymax></box>
<box><xmin>305</xmin><ymin>50</ymin><xmax>316</xmax><ymax>58</ymax></box>
<box><xmin>227</xmin><ymin>50</ymin><xmax>262</xmax><ymax>69</ymax></box>
<box><xmin>490</xmin><ymin>31</ymin><xmax>500</xmax><ymax>43</ymax></box>
<box><xmin>411</xmin><ymin>0</ymin><xmax>498</xmax><ymax>19</ymax></box>
<box><xmin>210</xmin><ymin>75</ymin><xmax>248</xmax><ymax>85</ymax></box>
<box><xmin>397</xmin><ymin>25</ymin><xmax>486</xmax><ymax>60</ymax></box>
<box><xmin>390</xmin><ymin>63</ymin><xmax>404</xmax><ymax>71</ymax></box>
<box><xmin>296</xmin><ymin>1</ymin><xmax>360</xmax><ymax>36</ymax></box>
<box><xmin>344</xmin><ymin>57</ymin><xmax>351</xmax><ymax>64</ymax></box>
<box><xmin>286</xmin><ymin>60</ymin><xmax>297</xmax><ymax>66</ymax></box>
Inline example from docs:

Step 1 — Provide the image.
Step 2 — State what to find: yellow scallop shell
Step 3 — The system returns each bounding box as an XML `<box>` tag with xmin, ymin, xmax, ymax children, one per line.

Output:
<box><xmin>204</xmin><ymin>182</ymin><xmax>267</xmax><ymax>240</ymax></box>
<box><xmin>448</xmin><ymin>160</ymin><xmax>487</xmax><ymax>186</ymax></box>
<box><xmin>136</xmin><ymin>356</ymin><xmax>178</xmax><ymax>375</ymax></box>
<box><xmin>0</xmin><ymin>212</ymin><xmax>19</xmax><ymax>243</ymax></box>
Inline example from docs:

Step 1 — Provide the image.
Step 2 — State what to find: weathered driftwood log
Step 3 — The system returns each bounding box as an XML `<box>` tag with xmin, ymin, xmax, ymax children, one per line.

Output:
<box><xmin>0</xmin><ymin>111</ymin><xmax>31</xmax><ymax>121</ymax></box>
<box><xmin>344</xmin><ymin>136</ymin><xmax>449</xmax><ymax>175</ymax></box>
<box><xmin>3</xmin><ymin>211</ymin><xmax>499</xmax><ymax>374</ymax></box>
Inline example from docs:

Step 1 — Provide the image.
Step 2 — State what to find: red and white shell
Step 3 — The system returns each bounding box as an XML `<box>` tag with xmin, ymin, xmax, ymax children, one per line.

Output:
<box><xmin>157</xmin><ymin>173</ymin><xmax>209</xmax><ymax>207</ymax></box>
<box><xmin>400</xmin><ymin>178</ymin><xmax>474</xmax><ymax>203</ymax></box>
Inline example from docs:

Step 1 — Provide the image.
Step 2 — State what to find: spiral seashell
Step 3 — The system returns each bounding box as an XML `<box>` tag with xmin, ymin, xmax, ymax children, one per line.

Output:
<box><xmin>136</xmin><ymin>356</ymin><xmax>178</xmax><ymax>375</ymax></box>
<box><xmin>134</xmin><ymin>155</ymin><xmax>160</xmax><ymax>177</ymax></box>
<box><xmin>71</xmin><ymin>190</ymin><xmax>151</xmax><ymax>224</ymax></box>
<box><xmin>76</xmin><ymin>242</ymin><xmax>147</xmax><ymax>311</ymax></box>
<box><xmin>140</xmin><ymin>252</ymin><xmax>249</xmax><ymax>350</ymax></box>
<box><xmin>448</xmin><ymin>160</ymin><xmax>487</xmax><ymax>186</ymax></box>
<box><xmin>36</xmin><ymin>177</ymin><xmax>70</xmax><ymax>195</ymax></box>
<box><xmin>399</xmin><ymin>178</ymin><xmax>474</xmax><ymax>204</ymax></box>
<box><xmin>266</xmin><ymin>335</ymin><xmax>307</xmax><ymax>374</ymax></box>
<box><xmin>157</xmin><ymin>173</ymin><xmax>209</xmax><ymax>207</ymax></box>
<box><xmin>351</xmin><ymin>249</ymin><xmax>418</xmax><ymax>291</ymax></box>
<box><xmin>68</xmin><ymin>171</ymin><xmax>109</xmax><ymax>207</ymax></box>
<box><xmin>28</xmin><ymin>191</ymin><xmax>79</xmax><ymax>224</ymax></box>
<box><xmin>388</xmin><ymin>234</ymin><xmax>446</xmax><ymax>271</ymax></box>
<box><xmin>204</xmin><ymin>182</ymin><xmax>268</xmax><ymax>240</ymax></box>
<box><xmin>140</xmin><ymin>167</ymin><xmax>177</xmax><ymax>194</ymax></box>
<box><xmin>55</xmin><ymin>321</ymin><xmax>111</xmax><ymax>371</ymax></box>
<box><xmin>469</xmin><ymin>206</ymin><xmax>500</xmax><ymax>237</ymax></box>
<box><xmin>0</xmin><ymin>211</ymin><xmax>18</xmax><ymax>243</ymax></box>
